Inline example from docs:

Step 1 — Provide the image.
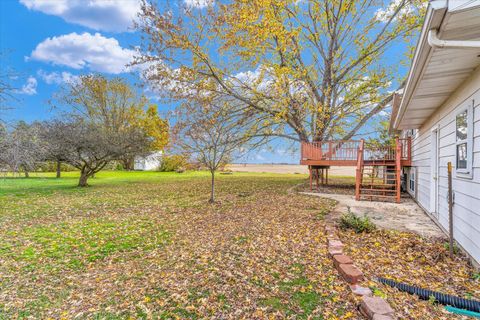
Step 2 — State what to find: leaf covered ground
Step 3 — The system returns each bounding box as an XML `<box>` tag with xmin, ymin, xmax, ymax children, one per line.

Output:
<box><xmin>0</xmin><ymin>171</ymin><xmax>356</xmax><ymax>319</ymax></box>
<box><xmin>0</xmin><ymin>171</ymin><xmax>478</xmax><ymax>319</ymax></box>
<box><xmin>339</xmin><ymin>228</ymin><xmax>479</xmax><ymax>319</ymax></box>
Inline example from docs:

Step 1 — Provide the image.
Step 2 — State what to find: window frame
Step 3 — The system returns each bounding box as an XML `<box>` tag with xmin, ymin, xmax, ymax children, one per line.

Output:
<box><xmin>409</xmin><ymin>167</ymin><xmax>415</xmax><ymax>194</ymax></box>
<box><xmin>455</xmin><ymin>100</ymin><xmax>474</xmax><ymax>179</ymax></box>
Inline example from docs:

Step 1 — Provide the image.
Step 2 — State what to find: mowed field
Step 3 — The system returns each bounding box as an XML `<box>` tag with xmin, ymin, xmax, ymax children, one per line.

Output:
<box><xmin>227</xmin><ymin>164</ymin><xmax>356</xmax><ymax>176</ymax></box>
<box><xmin>0</xmin><ymin>171</ymin><xmax>477</xmax><ymax>319</ymax></box>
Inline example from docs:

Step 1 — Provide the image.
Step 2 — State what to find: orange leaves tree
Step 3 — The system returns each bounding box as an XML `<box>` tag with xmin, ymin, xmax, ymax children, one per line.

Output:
<box><xmin>56</xmin><ymin>74</ymin><xmax>169</xmax><ymax>170</ymax></box>
<box><xmin>134</xmin><ymin>0</ymin><xmax>426</xmax><ymax>143</ymax></box>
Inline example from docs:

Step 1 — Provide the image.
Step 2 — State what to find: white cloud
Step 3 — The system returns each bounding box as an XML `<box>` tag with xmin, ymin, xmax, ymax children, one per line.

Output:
<box><xmin>374</xmin><ymin>0</ymin><xmax>419</xmax><ymax>23</ymax></box>
<box><xmin>29</xmin><ymin>32</ymin><xmax>136</xmax><ymax>74</ymax></box>
<box><xmin>184</xmin><ymin>0</ymin><xmax>214</xmax><ymax>9</ymax></box>
<box><xmin>19</xmin><ymin>0</ymin><xmax>140</xmax><ymax>32</ymax></box>
<box><xmin>234</xmin><ymin>65</ymin><xmax>275</xmax><ymax>93</ymax></box>
<box><xmin>234</xmin><ymin>65</ymin><xmax>308</xmax><ymax>98</ymax></box>
<box><xmin>16</xmin><ymin>76</ymin><xmax>38</xmax><ymax>95</ymax></box>
<box><xmin>37</xmin><ymin>70</ymin><xmax>79</xmax><ymax>85</ymax></box>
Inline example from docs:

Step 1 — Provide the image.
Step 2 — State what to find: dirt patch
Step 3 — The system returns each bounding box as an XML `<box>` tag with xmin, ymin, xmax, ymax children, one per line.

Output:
<box><xmin>296</xmin><ymin>177</ymin><xmax>356</xmax><ymax>195</ymax></box>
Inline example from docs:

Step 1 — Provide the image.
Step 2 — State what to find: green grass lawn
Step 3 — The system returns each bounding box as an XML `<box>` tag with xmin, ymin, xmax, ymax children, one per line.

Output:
<box><xmin>0</xmin><ymin>170</ymin><xmax>359</xmax><ymax>319</ymax></box>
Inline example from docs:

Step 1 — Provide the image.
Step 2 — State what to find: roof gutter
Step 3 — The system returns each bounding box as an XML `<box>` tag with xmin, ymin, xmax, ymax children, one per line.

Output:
<box><xmin>428</xmin><ymin>29</ymin><xmax>480</xmax><ymax>48</ymax></box>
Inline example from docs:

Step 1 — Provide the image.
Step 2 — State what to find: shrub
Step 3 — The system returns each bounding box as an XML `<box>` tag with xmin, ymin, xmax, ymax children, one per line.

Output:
<box><xmin>158</xmin><ymin>154</ymin><xmax>188</xmax><ymax>172</ymax></box>
<box><xmin>443</xmin><ymin>242</ymin><xmax>460</xmax><ymax>254</ymax></box>
<box><xmin>339</xmin><ymin>208</ymin><xmax>376</xmax><ymax>233</ymax></box>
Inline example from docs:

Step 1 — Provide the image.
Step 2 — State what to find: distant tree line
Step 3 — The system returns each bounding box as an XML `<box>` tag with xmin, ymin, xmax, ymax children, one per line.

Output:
<box><xmin>0</xmin><ymin>75</ymin><xmax>169</xmax><ymax>187</ymax></box>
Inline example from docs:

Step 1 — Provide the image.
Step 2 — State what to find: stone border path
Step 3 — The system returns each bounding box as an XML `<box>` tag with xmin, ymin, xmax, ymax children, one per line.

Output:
<box><xmin>325</xmin><ymin>223</ymin><xmax>396</xmax><ymax>319</ymax></box>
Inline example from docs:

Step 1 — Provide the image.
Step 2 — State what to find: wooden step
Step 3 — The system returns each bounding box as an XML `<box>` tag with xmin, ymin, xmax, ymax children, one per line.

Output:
<box><xmin>360</xmin><ymin>187</ymin><xmax>397</xmax><ymax>191</ymax></box>
<box><xmin>360</xmin><ymin>193</ymin><xmax>396</xmax><ymax>197</ymax></box>
<box><xmin>361</xmin><ymin>183</ymin><xmax>396</xmax><ymax>187</ymax></box>
<box><xmin>360</xmin><ymin>196</ymin><xmax>397</xmax><ymax>202</ymax></box>
<box><xmin>360</xmin><ymin>190</ymin><xmax>396</xmax><ymax>194</ymax></box>
<box><xmin>360</xmin><ymin>178</ymin><xmax>397</xmax><ymax>182</ymax></box>
<box><xmin>360</xmin><ymin>194</ymin><xmax>396</xmax><ymax>200</ymax></box>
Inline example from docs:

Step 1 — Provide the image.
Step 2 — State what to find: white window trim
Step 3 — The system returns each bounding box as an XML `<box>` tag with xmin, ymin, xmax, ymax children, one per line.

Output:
<box><xmin>455</xmin><ymin>100</ymin><xmax>474</xmax><ymax>179</ymax></box>
<box><xmin>409</xmin><ymin>167</ymin><xmax>416</xmax><ymax>194</ymax></box>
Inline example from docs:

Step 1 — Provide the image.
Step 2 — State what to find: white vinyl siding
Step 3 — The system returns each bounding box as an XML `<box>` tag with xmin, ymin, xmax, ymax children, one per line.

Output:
<box><xmin>410</xmin><ymin>128</ymin><xmax>431</xmax><ymax>208</ymax></box>
<box><xmin>407</xmin><ymin>67</ymin><xmax>480</xmax><ymax>265</ymax></box>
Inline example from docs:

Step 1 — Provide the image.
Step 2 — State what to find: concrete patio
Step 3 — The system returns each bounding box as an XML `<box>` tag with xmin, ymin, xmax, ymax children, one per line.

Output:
<box><xmin>302</xmin><ymin>192</ymin><xmax>445</xmax><ymax>239</ymax></box>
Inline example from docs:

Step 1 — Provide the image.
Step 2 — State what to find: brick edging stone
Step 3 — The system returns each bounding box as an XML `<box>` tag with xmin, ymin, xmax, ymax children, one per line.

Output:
<box><xmin>325</xmin><ymin>223</ymin><xmax>395</xmax><ymax>319</ymax></box>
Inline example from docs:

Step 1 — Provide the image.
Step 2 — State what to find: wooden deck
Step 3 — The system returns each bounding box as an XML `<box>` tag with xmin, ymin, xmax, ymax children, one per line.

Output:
<box><xmin>300</xmin><ymin>138</ymin><xmax>411</xmax><ymax>167</ymax></box>
<box><xmin>301</xmin><ymin>138</ymin><xmax>412</xmax><ymax>203</ymax></box>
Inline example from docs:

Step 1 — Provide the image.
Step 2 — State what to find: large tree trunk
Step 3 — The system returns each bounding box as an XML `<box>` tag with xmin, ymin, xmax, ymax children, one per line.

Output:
<box><xmin>56</xmin><ymin>160</ymin><xmax>61</xmax><ymax>178</ymax></box>
<box><xmin>24</xmin><ymin>170</ymin><xmax>29</xmax><ymax>178</ymax></box>
<box><xmin>122</xmin><ymin>157</ymin><xmax>134</xmax><ymax>171</ymax></box>
<box><xmin>209</xmin><ymin>170</ymin><xmax>215</xmax><ymax>203</ymax></box>
<box><xmin>78</xmin><ymin>171</ymin><xmax>89</xmax><ymax>187</ymax></box>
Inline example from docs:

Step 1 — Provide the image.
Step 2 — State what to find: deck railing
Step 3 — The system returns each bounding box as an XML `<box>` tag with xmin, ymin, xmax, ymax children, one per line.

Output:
<box><xmin>301</xmin><ymin>137</ymin><xmax>412</xmax><ymax>164</ymax></box>
<box><xmin>398</xmin><ymin>137</ymin><xmax>412</xmax><ymax>161</ymax></box>
<box><xmin>301</xmin><ymin>140</ymin><xmax>361</xmax><ymax>161</ymax></box>
<box><xmin>363</xmin><ymin>145</ymin><xmax>396</xmax><ymax>161</ymax></box>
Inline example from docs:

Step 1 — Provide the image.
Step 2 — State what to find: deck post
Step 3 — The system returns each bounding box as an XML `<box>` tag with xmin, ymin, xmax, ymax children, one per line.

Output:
<box><xmin>408</xmin><ymin>137</ymin><xmax>412</xmax><ymax>160</ymax></box>
<box><xmin>355</xmin><ymin>140</ymin><xmax>364</xmax><ymax>201</ymax></box>
<box><xmin>326</xmin><ymin>168</ymin><xmax>328</xmax><ymax>185</ymax></box>
<box><xmin>315</xmin><ymin>168</ymin><xmax>320</xmax><ymax>189</ymax></box>
<box><xmin>309</xmin><ymin>166</ymin><xmax>312</xmax><ymax>191</ymax></box>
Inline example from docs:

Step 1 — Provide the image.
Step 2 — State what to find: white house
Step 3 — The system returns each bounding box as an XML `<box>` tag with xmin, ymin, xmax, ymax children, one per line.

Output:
<box><xmin>134</xmin><ymin>151</ymin><xmax>162</xmax><ymax>171</ymax></box>
<box><xmin>391</xmin><ymin>1</ymin><xmax>480</xmax><ymax>266</ymax></box>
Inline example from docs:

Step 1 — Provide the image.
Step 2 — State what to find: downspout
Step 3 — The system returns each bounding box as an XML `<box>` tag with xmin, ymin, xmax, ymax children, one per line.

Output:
<box><xmin>428</xmin><ymin>29</ymin><xmax>480</xmax><ymax>49</ymax></box>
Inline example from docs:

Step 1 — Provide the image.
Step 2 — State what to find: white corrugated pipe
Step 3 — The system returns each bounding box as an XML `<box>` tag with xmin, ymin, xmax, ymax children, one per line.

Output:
<box><xmin>428</xmin><ymin>29</ymin><xmax>480</xmax><ymax>49</ymax></box>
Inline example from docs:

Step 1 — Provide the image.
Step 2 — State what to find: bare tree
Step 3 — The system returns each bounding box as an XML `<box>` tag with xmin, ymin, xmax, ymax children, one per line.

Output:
<box><xmin>0</xmin><ymin>121</ymin><xmax>45</xmax><ymax>176</ymax></box>
<box><xmin>39</xmin><ymin>121</ymin><xmax>75</xmax><ymax>178</ymax></box>
<box><xmin>0</xmin><ymin>51</ymin><xmax>18</xmax><ymax>116</ymax></box>
<box><xmin>0</xmin><ymin>122</ymin><xmax>8</xmax><ymax>173</ymax></box>
<box><xmin>175</xmin><ymin>100</ymin><xmax>260</xmax><ymax>203</ymax></box>
<box><xmin>44</xmin><ymin>119</ymin><xmax>150</xmax><ymax>187</ymax></box>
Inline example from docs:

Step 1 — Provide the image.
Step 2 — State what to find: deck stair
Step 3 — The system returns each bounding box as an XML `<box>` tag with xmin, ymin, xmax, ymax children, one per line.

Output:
<box><xmin>355</xmin><ymin>139</ymin><xmax>402</xmax><ymax>203</ymax></box>
<box><xmin>301</xmin><ymin>137</ymin><xmax>410</xmax><ymax>203</ymax></box>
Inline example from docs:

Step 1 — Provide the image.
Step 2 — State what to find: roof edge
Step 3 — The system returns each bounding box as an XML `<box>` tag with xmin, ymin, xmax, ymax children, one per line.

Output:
<box><xmin>393</xmin><ymin>1</ymin><xmax>448</xmax><ymax>130</ymax></box>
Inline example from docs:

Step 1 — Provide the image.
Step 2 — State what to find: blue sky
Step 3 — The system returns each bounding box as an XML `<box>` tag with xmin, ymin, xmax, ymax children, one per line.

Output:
<box><xmin>0</xmin><ymin>0</ymin><xmax>145</xmax><ymax>122</ymax></box>
<box><xmin>0</xmin><ymin>0</ymin><xmax>416</xmax><ymax>164</ymax></box>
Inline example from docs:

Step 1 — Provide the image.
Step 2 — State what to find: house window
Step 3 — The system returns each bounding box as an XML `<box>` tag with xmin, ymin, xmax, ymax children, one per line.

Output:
<box><xmin>409</xmin><ymin>168</ymin><xmax>415</xmax><ymax>193</ymax></box>
<box><xmin>455</xmin><ymin>101</ymin><xmax>473</xmax><ymax>177</ymax></box>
